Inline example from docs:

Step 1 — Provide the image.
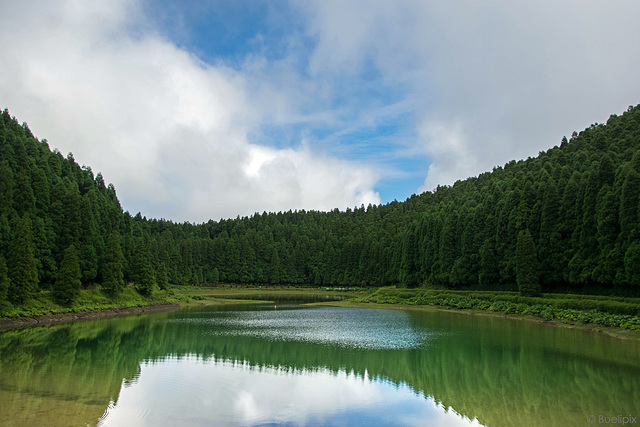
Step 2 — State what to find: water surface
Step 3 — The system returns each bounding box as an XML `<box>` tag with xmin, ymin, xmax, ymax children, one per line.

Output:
<box><xmin>0</xmin><ymin>303</ymin><xmax>638</xmax><ymax>426</ymax></box>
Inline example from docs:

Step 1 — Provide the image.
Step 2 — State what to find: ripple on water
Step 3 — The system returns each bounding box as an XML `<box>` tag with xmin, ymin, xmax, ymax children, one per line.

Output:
<box><xmin>98</xmin><ymin>388</ymin><xmax>151</xmax><ymax>426</ymax></box>
<box><xmin>169</xmin><ymin>306</ymin><xmax>445</xmax><ymax>350</ymax></box>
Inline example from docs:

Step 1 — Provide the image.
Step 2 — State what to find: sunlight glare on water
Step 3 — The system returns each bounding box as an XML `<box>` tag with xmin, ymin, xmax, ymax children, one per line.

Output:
<box><xmin>167</xmin><ymin>306</ymin><xmax>443</xmax><ymax>350</ymax></box>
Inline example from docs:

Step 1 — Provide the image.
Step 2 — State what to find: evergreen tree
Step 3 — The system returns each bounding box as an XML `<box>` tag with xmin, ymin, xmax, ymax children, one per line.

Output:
<box><xmin>211</xmin><ymin>267</ymin><xmax>220</xmax><ymax>284</ymax></box>
<box><xmin>13</xmin><ymin>170</ymin><xmax>35</xmax><ymax>216</ymax></box>
<box><xmin>8</xmin><ymin>214</ymin><xmax>38</xmax><ymax>303</ymax></box>
<box><xmin>0</xmin><ymin>161</ymin><xmax>13</xmax><ymax>215</ymax></box>
<box><xmin>156</xmin><ymin>263</ymin><xmax>169</xmax><ymax>290</ymax></box>
<box><xmin>400</xmin><ymin>227</ymin><xmax>419</xmax><ymax>288</ymax></box>
<box><xmin>1</xmin><ymin>103</ymin><xmax>640</xmax><ymax>302</ymax></box>
<box><xmin>78</xmin><ymin>194</ymin><xmax>99</xmax><ymax>284</ymax></box>
<box><xmin>131</xmin><ymin>240</ymin><xmax>155</xmax><ymax>296</ymax></box>
<box><xmin>538</xmin><ymin>181</ymin><xmax>562</xmax><ymax>285</ymax></box>
<box><xmin>516</xmin><ymin>229</ymin><xmax>540</xmax><ymax>296</ymax></box>
<box><xmin>624</xmin><ymin>242</ymin><xmax>640</xmax><ymax>288</ymax></box>
<box><xmin>0</xmin><ymin>213</ymin><xmax>11</xmax><ymax>257</ymax></box>
<box><xmin>619</xmin><ymin>168</ymin><xmax>639</xmax><ymax>246</ymax></box>
<box><xmin>478</xmin><ymin>237</ymin><xmax>499</xmax><ymax>289</ymax></box>
<box><xmin>31</xmin><ymin>216</ymin><xmax>56</xmax><ymax>287</ymax></box>
<box><xmin>32</xmin><ymin>167</ymin><xmax>50</xmax><ymax>218</ymax></box>
<box><xmin>436</xmin><ymin>215</ymin><xmax>457</xmax><ymax>286</ymax></box>
<box><xmin>239</xmin><ymin>237</ymin><xmax>255</xmax><ymax>283</ymax></box>
<box><xmin>0</xmin><ymin>255</ymin><xmax>9</xmax><ymax>304</ymax></box>
<box><xmin>267</xmin><ymin>247</ymin><xmax>281</xmax><ymax>284</ymax></box>
<box><xmin>54</xmin><ymin>244</ymin><xmax>81</xmax><ymax>304</ymax></box>
<box><xmin>102</xmin><ymin>231</ymin><xmax>125</xmax><ymax>296</ymax></box>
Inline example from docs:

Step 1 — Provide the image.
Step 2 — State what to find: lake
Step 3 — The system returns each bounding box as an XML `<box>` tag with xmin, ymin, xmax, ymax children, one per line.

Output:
<box><xmin>0</xmin><ymin>302</ymin><xmax>639</xmax><ymax>426</ymax></box>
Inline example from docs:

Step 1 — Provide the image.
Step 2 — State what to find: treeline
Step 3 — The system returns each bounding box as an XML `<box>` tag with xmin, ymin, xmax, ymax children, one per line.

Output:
<box><xmin>1</xmin><ymin>104</ymin><xmax>639</xmax><ymax>307</ymax></box>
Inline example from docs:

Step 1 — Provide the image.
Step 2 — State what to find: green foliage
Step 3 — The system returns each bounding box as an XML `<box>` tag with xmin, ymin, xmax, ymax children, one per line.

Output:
<box><xmin>131</xmin><ymin>240</ymin><xmax>155</xmax><ymax>296</ymax></box>
<box><xmin>359</xmin><ymin>287</ymin><xmax>640</xmax><ymax>330</ymax></box>
<box><xmin>516</xmin><ymin>229</ymin><xmax>540</xmax><ymax>296</ymax></box>
<box><xmin>0</xmin><ymin>287</ymin><xmax>185</xmax><ymax>320</ymax></box>
<box><xmin>0</xmin><ymin>255</ymin><xmax>9</xmax><ymax>304</ymax></box>
<box><xmin>624</xmin><ymin>242</ymin><xmax>640</xmax><ymax>287</ymax></box>
<box><xmin>54</xmin><ymin>245</ymin><xmax>81</xmax><ymax>304</ymax></box>
<box><xmin>8</xmin><ymin>214</ymin><xmax>38</xmax><ymax>304</ymax></box>
<box><xmin>1</xmin><ymin>103</ymin><xmax>640</xmax><ymax>314</ymax></box>
<box><xmin>156</xmin><ymin>263</ymin><xmax>169</xmax><ymax>290</ymax></box>
<box><xmin>102</xmin><ymin>232</ymin><xmax>124</xmax><ymax>296</ymax></box>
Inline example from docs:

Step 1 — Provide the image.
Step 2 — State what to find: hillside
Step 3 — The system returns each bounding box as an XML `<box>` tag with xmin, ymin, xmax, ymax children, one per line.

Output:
<box><xmin>1</xmin><ymin>104</ymin><xmax>639</xmax><ymax>308</ymax></box>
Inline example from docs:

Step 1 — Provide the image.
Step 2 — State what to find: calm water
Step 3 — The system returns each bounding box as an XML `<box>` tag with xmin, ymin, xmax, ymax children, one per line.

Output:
<box><xmin>0</xmin><ymin>303</ymin><xmax>639</xmax><ymax>426</ymax></box>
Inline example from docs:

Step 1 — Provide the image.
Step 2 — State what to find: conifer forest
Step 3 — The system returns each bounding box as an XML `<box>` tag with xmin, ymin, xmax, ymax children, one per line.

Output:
<box><xmin>1</xmin><ymin>104</ymin><xmax>640</xmax><ymax>308</ymax></box>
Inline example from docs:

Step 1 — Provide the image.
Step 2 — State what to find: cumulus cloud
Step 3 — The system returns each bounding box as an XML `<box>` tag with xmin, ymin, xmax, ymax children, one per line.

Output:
<box><xmin>0</xmin><ymin>0</ymin><xmax>380</xmax><ymax>222</ymax></box>
<box><xmin>101</xmin><ymin>358</ymin><xmax>477</xmax><ymax>426</ymax></box>
<box><xmin>2</xmin><ymin>0</ymin><xmax>639</xmax><ymax>221</ymax></box>
<box><xmin>298</xmin><ymin>0</ymin><xmax>640</xmax><ymax>192</ymax></box>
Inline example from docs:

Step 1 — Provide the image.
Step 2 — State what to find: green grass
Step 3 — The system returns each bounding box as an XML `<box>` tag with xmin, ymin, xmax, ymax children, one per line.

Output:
<box><xmin>355</xmin><ymin>287</ymin><xmax>640</xmax><ymax>330</ymax></box>
<box><xmin>0</xmin><ymin>284</ymin><xmax>364</xmax><ymax>321</ymax></box>
<box><xmin>0</xmin><ymin>286</ymin><xmax>190</xmax><ymax>319</ymax></box>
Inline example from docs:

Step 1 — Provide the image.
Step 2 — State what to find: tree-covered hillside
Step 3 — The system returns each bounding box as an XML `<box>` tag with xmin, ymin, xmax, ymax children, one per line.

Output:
<box><xmin>1</xmin><ymin>104</ymin><xmax>639</xmax><ymax>307</ymax></box>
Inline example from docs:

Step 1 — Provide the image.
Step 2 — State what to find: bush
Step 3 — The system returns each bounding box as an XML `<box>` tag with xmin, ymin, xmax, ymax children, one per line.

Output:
<box><xmin>360</xmin><ymin>288</ymin><xmax>640</xmax><ymax>330</ymax></box>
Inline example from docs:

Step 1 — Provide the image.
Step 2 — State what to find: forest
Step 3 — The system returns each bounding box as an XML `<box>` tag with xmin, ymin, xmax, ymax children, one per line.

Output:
<box><xmin>1</xmin><ymin>104</ymin><xmax>639</xmax><ymax>308</ymax></box>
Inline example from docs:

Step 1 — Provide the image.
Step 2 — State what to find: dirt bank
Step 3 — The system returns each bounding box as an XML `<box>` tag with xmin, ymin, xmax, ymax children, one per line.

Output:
<box><xmin>0</xmin><ymin>303</ymin><xmax>181</xmax><ymax>331</ymax></box>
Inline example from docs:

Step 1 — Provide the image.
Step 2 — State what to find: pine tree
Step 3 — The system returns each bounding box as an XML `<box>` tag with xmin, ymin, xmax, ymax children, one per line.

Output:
<box><xmin>239</xmin><ymin>237</ymin><xmax>255</xmax><ymax>283</ymax></box>
<box><xmin>267</xmin><ymin>247</ymin><xmax>281</xmax><ymax>284</ymax></box>
<box><xmin>102</xmin><ymin>231</ymin><xmax>124</xmax><ymax>296</ymax></box>
<box><xmin>594</xmin><ymin>186</ymin><xmax>620</xmax><ymax>284</ymax></box>
<box><xmin>0</xmin><ymin>161</ymin><xmax>14</xmax><ymax>216</ymax></box>
<box><xmin>131</xmin><ymin>240</ymin><xmax>155</xmax><ymax>296</ymax></box>
<box><xmin>8</xmin><ymin>214</ymin><xmax>38</xmax><ymax>304</ymax></box>
<box><xmin>13</xmin><ymin>170</ymin><xmax>35</xmax><ymax>216</ymax></box>
<box><xmin>516</xmin><ymin>229</ymin><xmax>540</xmax><ymax>296</ymax></box>
<box><xmin>0</xmin><ymin>255</ymin><xmax>9</xmax><ymax>304</ymax></box>
<box><xmin>619</xmin><ymin>168</ymin><xmax>639</xmax><ymax>246</ymax></box>
<box><xmin>538</xmin><ymin>181</ymin><xmax>562</xmax><ymax>285</ymax></box>
<box><xmin>624</xmin><ymin>242</ymin><xmax>640</xmax><ymax>287</ymax></box>
<box><xmin>478</xmin><ymin>237</ymin><xmax>499</xmax><ymax>289</ymax></box>
<box><xmin>156</xmin><ymin>263</ymin><xmax>169</xmax><ymax>290</ymax></box>
<box><xmin>54</xmin><ymin>245</ymin><xmax>81</xmax><ymax>304</ymax></box>
<box><xmin>400</xmin><ymin>227</ymin><xmax>419</xmax><ymax>288</ymax></box>
<box><xmin>211</xmin><ymin>267</ymin><xmax>220</xmax><ymax>284</ymax></box>
<box><xmin>437</xmin><ymin>215</ymin><xmax>457</xmax><ymax>286</ymax></box>
<box><xmin>32</xmin><ymin>167</ymin><xmax>50</xmax><ymax>218</ymax></box>
<box><xmin>78</xmin><ymin>194</ymin><xmax>99</xmax><ymax>285</ymax></box>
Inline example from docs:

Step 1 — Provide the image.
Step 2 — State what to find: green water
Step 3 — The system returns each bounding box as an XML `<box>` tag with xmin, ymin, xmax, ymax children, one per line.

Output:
<box><xmin>0</xmin><ymin>303</ymin><xmax>638</xmax><ymax>426</ymax></box>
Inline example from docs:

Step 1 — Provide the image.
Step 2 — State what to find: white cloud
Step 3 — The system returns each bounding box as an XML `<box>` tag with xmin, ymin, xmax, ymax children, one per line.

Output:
<box><xmin>298</xmin><ymin>0</ymin><xmax>640</xmax><ymax>192</ymax></box>
<box><xmin>0</xmin><ymin>0</ymin><xmax>380</xmax><ymax>222</ymax></box>
<box><xmin>3</xmin><ymin>0</ymin><xmax>639</xmax><ymax>221</ymax></box>
<box><xmin>100</xmin><ymin>357</ymin><xmax>478</xmax><ymax>427</ymax></box>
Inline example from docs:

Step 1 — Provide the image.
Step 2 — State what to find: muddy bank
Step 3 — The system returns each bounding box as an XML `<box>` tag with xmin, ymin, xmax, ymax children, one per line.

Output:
<box><xmin>0</xmin><ymin>303</ymin><xmax>181</xmax><ymax>331</ymax></box>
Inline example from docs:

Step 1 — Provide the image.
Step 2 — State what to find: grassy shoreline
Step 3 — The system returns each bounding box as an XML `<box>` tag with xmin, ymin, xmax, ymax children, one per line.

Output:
<box><xmin>0</xmin><ymin>286</ymin><xmax>363</xmax><ymax>330</ymax></box>
<box><xmin>316</xmin><ymin>287</ymin><xmax>640</xmax><ymax>340</ymax></box>
<box><xmin>3</xmin><ymin>286</ymin><xmax>639</xmax><ymax>340</ymax></box>
<box><xmin>313</xmin><ymin>299</ymin><xmax>640</xmax><ymax>340</ymax></box>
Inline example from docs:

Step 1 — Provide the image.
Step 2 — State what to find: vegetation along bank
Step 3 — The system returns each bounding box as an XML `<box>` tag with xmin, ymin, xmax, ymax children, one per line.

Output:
<box><xmin>1</xmin><ymin>104</ymin><xmax>640</xmax><ymax>330</ymax></box>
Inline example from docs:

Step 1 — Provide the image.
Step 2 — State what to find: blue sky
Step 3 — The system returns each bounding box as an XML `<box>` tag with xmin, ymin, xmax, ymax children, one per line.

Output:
<box><xmin>1</xmin><ymin>0</ymin><xmax>639</xmax><ymax>221</ymax></box>
<box><xmin>145</xmin><ymin>0</ymin><xmax>427</xmax><ymax>201</ymax></box>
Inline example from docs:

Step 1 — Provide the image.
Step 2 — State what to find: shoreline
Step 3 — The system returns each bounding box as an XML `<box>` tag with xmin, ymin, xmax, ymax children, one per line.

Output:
<box><xmin>0</xmin><ymin>303</ymin><xmax>181</xmax><ymax>331</ymax></box>
<box><xmin>312</xmin><ymin>299</ymin><xmax>640</xmax><ymax>340</ymax></box>
<box><xmin>3</xmin><ymin>289</ymin><xmax>639</xmax><ymax>340</ymax></box>
<box><xmin>0</xmin><ymin>287</ymin><xmax>359</xmax><ymax>331</ymax></box>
